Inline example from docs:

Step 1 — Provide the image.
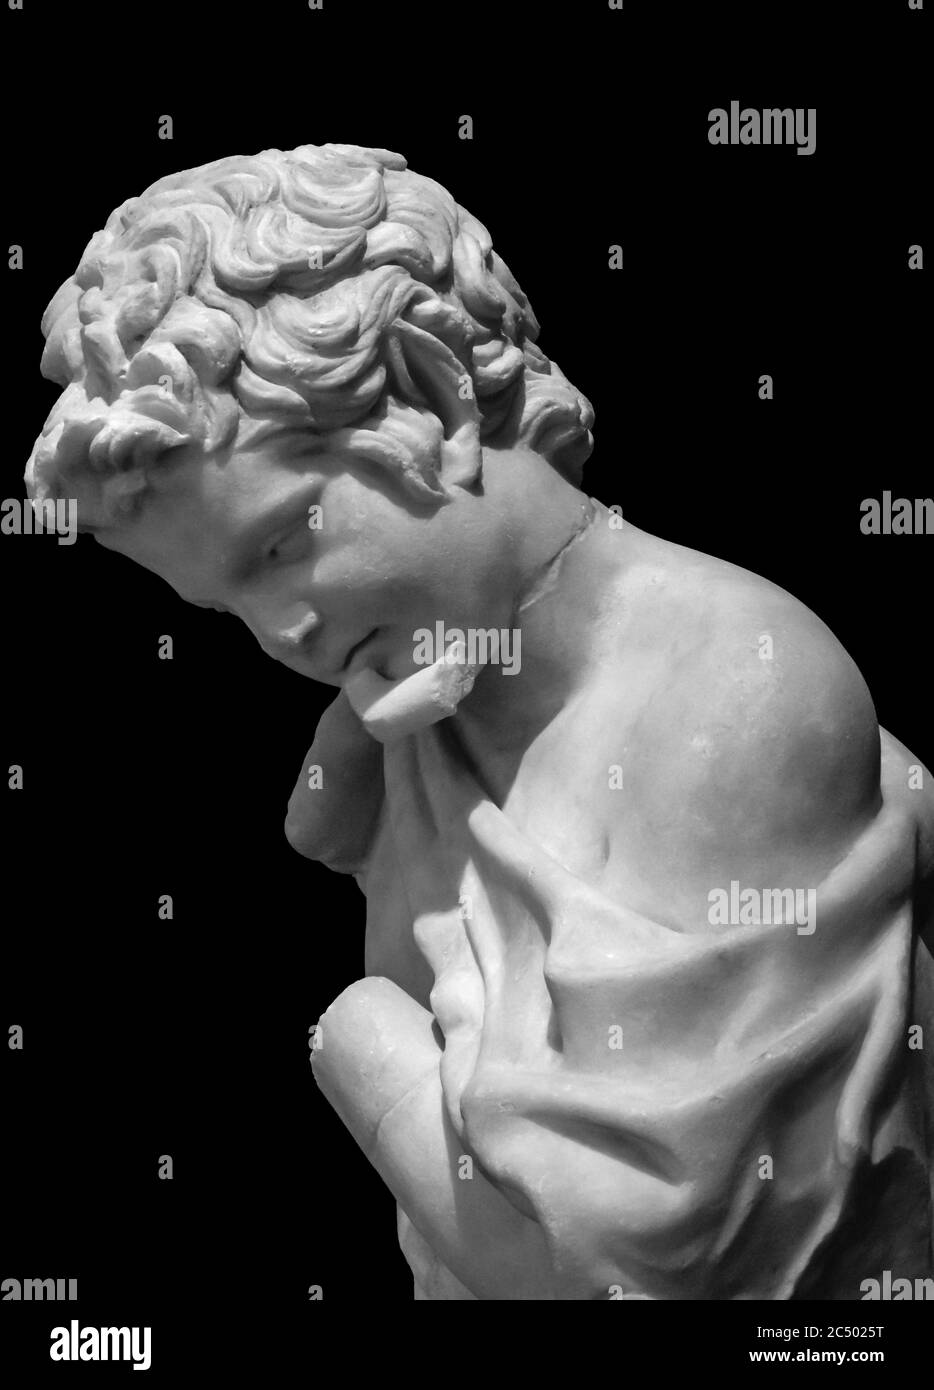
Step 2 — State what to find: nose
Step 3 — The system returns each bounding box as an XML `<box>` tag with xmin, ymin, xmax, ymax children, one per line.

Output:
<box><xmin>268</xmin><ymin>608</ymin><xmax>321</xmax><ymax>660</ymax></box>
<box><xmin>275</xmin><ymin>610</ymin><xmax>320</xmax><ymax>649</ymax></box>
<box><xmin>239</xmin><ymin>596</ymin><xmax>321</xmax><ymax>662</ymax></box>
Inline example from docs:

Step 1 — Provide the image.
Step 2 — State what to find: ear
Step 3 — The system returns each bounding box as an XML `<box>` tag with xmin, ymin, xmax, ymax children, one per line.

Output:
<box><xmin>388</xmin><ymin>318</ymin><xmax>482</xmax><ymax>489</ymax></box>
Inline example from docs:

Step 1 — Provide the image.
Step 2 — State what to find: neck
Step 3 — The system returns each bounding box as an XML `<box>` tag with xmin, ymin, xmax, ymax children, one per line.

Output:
<box><xmin>450</xmin><ymin>484</ymin><xmax>626</xmax><ymax>770</ymax></box>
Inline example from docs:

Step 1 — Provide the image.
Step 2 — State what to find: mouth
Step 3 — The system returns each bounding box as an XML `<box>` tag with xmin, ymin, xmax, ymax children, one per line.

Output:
<box><xmin>341</xmin><ymin>627</ymin><xmax>381</xmax><ymax>674</ymax></box>
<box><xmin>344</xmin><ymin>638</ymin><xmax>481</xmax><ymax>742</ymax></box>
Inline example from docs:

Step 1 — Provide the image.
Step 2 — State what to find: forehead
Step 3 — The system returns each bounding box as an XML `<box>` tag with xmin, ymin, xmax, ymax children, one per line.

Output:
<box><xmin>96</xmin><ymin>435</ymin><xmax>326</xmax><ymax>595</ymax></box>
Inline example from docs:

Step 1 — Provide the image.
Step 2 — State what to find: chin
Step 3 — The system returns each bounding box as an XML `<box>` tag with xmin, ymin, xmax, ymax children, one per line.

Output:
<box><xmin>376</xmin><ymin>653</ymin><xmax>413</xmax><ymax>682</ymax></box>
<box><xmin>277</xmin><ymin>653</ymin><xmax>342</xmax><ymax>686</ymax></box>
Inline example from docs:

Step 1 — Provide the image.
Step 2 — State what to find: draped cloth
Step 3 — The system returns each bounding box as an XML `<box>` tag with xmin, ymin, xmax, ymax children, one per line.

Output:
<box><xmin>323</xmin><ymin>705</ymin><xmax>934</xmax><ymax>1300</ymax></box>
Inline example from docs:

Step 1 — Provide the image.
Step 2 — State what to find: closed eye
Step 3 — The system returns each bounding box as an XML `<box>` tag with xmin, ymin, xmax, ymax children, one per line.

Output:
<box><xmin>265</xmin><ymin>521</ymin><xmax>313</xmax><ymax>564</ymax></box>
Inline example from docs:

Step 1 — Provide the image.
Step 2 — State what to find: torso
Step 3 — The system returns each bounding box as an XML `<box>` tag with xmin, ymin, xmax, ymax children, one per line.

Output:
<box><xmin>365</xmin><ymin>521</ymin><xmax>898</xmax><ymax>986</ymax></box>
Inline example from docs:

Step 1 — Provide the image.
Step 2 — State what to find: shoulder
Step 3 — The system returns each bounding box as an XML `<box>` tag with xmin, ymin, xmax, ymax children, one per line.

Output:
<box><xmin>620</xmin><ymin>549</ymin><xmax>881</xmax><ymax>880</ymax></box>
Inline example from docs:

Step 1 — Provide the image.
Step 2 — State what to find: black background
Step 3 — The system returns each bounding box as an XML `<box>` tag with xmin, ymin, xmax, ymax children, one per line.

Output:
<box><xmin>1</xmin><ymin>0</ymin><xmax>929</xmax><ymax>1375</ymax></box>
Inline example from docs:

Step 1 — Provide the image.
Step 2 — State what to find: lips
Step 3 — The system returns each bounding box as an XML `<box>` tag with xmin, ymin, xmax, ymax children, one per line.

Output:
<box><xmin>342</xmin><ymin>628</ymin><xmax>380</xmax><ymax>674</ymax></box>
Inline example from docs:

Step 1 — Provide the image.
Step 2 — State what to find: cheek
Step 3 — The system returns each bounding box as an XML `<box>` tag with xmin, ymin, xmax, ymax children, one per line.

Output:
<box><xmin>313</xmin><ymin>478</ymin><xmax>479</xmax><ymax>620</ymax></box>
<box><xmin>313</xmin><ymin>511</ymin><xmax>440</xmax><ymax>607</ymax></box>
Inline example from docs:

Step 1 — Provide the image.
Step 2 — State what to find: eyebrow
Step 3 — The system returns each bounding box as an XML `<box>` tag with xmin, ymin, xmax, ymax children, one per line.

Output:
<box><xmin>232</xmin><ymin>478</ymin><xmax>323</xmax><ymax>570</ymax></box>
<box><xmin>180</xmin><ymin>472</ymin><xmax>326</xmax><ymax>606</ymax></box>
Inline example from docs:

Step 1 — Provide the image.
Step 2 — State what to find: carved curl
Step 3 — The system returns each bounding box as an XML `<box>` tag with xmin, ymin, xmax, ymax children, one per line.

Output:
<box><xmin>25</xmin><ymin>142</ymin><xmax>594</xmax><ymax>528</ymax></box>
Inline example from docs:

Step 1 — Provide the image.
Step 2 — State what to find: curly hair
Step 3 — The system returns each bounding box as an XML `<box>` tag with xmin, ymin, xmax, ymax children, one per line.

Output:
<box><xmin>25</xmin><ymin>142</ymin><xmax>594</xmax><ymax>529</ymax></box>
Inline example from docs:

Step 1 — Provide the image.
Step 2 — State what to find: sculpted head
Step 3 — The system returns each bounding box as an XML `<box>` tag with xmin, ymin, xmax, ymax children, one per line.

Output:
<box><xmin>25</xmin><ymin>142</ymin><xmax>594</xmax><ymax>686</ymax></box>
